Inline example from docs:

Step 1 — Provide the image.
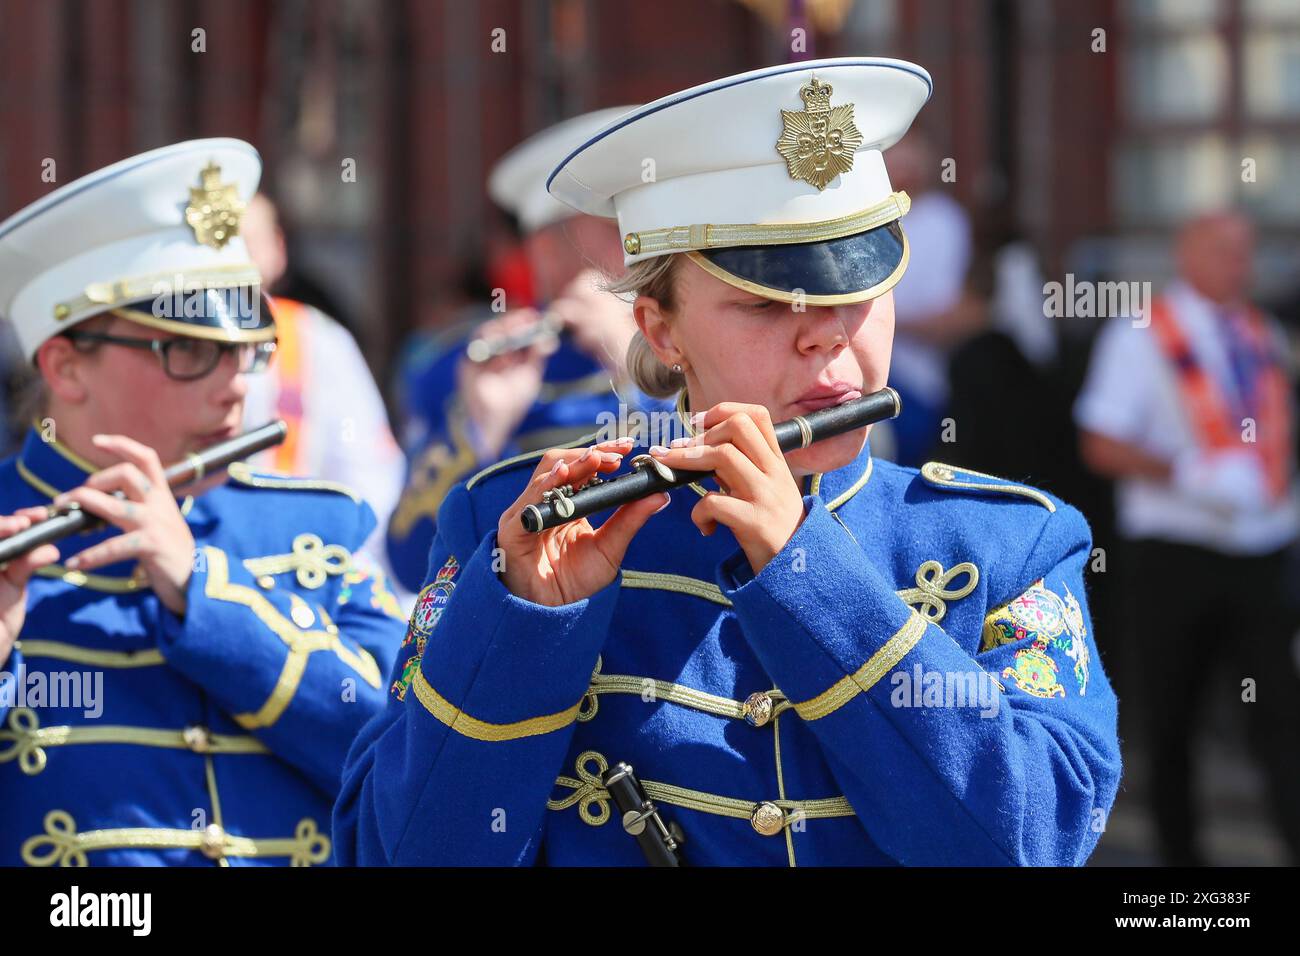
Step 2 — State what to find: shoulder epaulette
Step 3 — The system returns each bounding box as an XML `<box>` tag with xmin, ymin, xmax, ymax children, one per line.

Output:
<box><xmin>919</xmin><ymin>461</ymin><xmax>1056</xmax><ymax>512</ymax></box>
<box><xmin>465</xmin><ymin>430</ymin><xmax>602</xmax><ymax>491</ymax></box>
<box><xmin>226</xmin><ymin>462</ymin><xmax>362</xmax><ymax>503</ymax></box>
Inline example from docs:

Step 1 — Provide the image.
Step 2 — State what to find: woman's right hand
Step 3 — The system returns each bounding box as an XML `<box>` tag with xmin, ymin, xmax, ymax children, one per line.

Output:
<box><xmin>0</xmin><ymin>509</ymin><xmax>61</xmax><ymax>668</ymax></box>
<box><xmin>497</xmin><ymin>437</ymin><xmax>670</xmax><ymax>606</ymax></box>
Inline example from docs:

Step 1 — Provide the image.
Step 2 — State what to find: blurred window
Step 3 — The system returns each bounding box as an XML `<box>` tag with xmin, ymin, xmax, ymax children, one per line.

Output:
<box><xmin>1116</xmin><ymin>0</ymin><xmax>1300</xmax><ymax>225</ymax></box>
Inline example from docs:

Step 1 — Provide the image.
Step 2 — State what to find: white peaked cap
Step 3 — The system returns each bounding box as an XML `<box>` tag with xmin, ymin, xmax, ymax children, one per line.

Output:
<box><xmin>489</xmin><ymin>107</ymin><xmax>638</xmax><ymax>234</ymax></box>
<box><xmin>546</xmin><ymin>58</ymin><xmax>932</xmax><ymax>304</ymax></box>
<box><xmin>0</xmin><ymin>138</ymin><xmax>270</xmax><ymax>361</ymax></box>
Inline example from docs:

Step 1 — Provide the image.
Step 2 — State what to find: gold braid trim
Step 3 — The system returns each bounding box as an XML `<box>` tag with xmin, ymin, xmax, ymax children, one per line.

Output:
<box><xmin>225</xmin><ymin>462</ymin><xmax>361</xmax><ymax>503</ymax></box>
<box><xmin>578</xmin><ymin>655</ymin><xmax>792</xmax><ymax>724</ymax></box>
<box><xmin>31</xmin><ymin>565</ymin><xmax>149</xmax><ymax>593</ymax></box>
<box><xmin>15</xmin><ymin>640</ymin><xmax>163</xmax><ymax>668</ymax></box>
<box><xmin>895</xmin><ymin>560</ymin><xmax>979</xmax><ymax>625</ymax></box>
<box><xmin>620</xmin><ymin>570</ymin><xmax>731</xmax><ymax>606</ymax></box>
<box><xmin>920</xmin><ymin>462</ymin><xmax>1056</xmax><ymax>512</ymax></box>
<box><xmin>548</xmin><ymin>751</ymin><xmax>853</xmax><ymax>828</ymax></box>
<box><xmin>199</xmin><ymin>547</ymin><xmax>382</xmax><ymax>729</ymax></box>
<box><xmin>15</xmin><ymin>459</ymin><xmax>61</xmax><ymax>498</ymax></box>
<box><xmin>241</xmin><ymin>533</ymin><xmax>352</xmax><ymax>589</ymax></box>
<box><xmin>626</xmin><ymin>192</ymin><xmax>910</xmax><ymax>256</ymax></box>
<box><xmin>410</xmin><ymin>668</ymin><xmax>582</xmax><ymax>741</ymax></box>
<box><xmin>21</xmin><ymin>810</ymin><xmax>329</xmax><ymax>867</ymax></box>
<box><xmin>465</xmin><ymin>430</ymin><xmax>599</xmax><ymax>491</ymax></box>
<box><xmin>793</xmin><ymin>611</ymin><xmax>928</xmax><ymax>721</ymax></box>
<box><xmin>0</xmin><ymin>708</ymin><xmax>268</xmax><ymax>776</ymax></box>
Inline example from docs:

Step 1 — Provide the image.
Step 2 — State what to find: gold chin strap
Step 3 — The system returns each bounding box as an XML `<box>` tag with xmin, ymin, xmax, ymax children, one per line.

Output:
<box><xmin>52</xmin><ymin>265</ymin><xmax>261</xmax><ymax>322</ymax></box>
<box><xmin>623</xmin><ymin>191</ymin><xmax>910</xmax><ymax>257</ymax></box>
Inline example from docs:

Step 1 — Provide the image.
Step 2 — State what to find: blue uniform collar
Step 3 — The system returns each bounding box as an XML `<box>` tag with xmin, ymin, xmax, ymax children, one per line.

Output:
<box><xmin>15</xmin><ymin>425</ymin><xmax>97</xmax><ymax>498</ymax></box>
<box><xmin>671</xmin><ymin>389</ymin><xmax>874</xmax><ymax>510</ymax></box>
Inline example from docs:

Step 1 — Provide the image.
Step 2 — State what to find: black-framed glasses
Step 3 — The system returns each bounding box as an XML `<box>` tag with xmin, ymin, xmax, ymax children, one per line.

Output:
<box><xmin>63</xmin><ymin>331</ymin><xmax>277</xmax><ymax>382</ymax></box>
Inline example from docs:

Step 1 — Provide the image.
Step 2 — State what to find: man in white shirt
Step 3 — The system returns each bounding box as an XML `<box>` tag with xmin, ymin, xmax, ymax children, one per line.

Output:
<box><xmin>1075</xmin><ymin>210</ymin><xmax>1300</xmax><ymax>865</ymax></box>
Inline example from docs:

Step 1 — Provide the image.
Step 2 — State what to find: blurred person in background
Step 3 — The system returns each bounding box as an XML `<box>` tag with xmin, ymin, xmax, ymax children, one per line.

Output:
<box><xmin>385</xmin><ymin>106</ymin><xmax>668</xmax><ymax>594</ymax></box>
<box><xmin>240</xmin><ymin>192</ymin><xmax>405</xmax><ymax>568</ymax></box>
<box><xmin>1074</xmin><ymin>209</ymin><xmax>1300</xmax><ymax>866</ymax></box>
<box><xmin>881</xmin><ymin>130</ymin><xmax>980</xmax><ymax>466</ymax></box>
<box><xmin>0</xmin><ymin>322</ymin><xmax>21</xmax><ymax>453</ymax></box>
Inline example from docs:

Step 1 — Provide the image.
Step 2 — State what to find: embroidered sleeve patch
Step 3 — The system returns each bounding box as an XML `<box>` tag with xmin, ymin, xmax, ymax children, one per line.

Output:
<box><xmin>338</xmin><ymin>552</ymin><xmax>406</xmax><ymax>620</ymax></box>
<box><xmin>391</xmin><ymin>555</ymin><xmax>460</xmax><ymax>701</ymax></box>
<box><xmin>981</xmin><ymin>579</ymin><xmax>1090</xmax><ymax>698</ymax></box>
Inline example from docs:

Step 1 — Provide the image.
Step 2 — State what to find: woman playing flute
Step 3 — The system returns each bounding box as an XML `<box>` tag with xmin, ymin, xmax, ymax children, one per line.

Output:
<box><xmin>335</xmin><ymin>58</ymin><xmax>1121</xmax><ymax>866</ymax></box>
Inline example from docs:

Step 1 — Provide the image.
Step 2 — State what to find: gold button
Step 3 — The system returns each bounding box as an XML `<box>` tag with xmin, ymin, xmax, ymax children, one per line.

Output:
<box><xmin>623</xmin><ymin>233</ymin><xmax>640</xmax><ymax>255</ymax></box>
<box><xmin>200</xmin><ymin>823</ymin><xmax>226</xmax><ymax>859</ymax></box>
<box><xmin>182</xmin><ymin>725</ymin><xmax>212</xmax><ymax>753</ymax></box>
<box><xmin>742</xmin><ymin>692</ymin><xmax>774</xmax><ymax>727</ymax></box>
<box><xmin>933</xmin><ymin>466</ymin><xmax>954</xmax><ymax>480</ymax></box>
<box><xmin>751</xmin><ymin>801</ymin><xmax>785</xmax><ymax>837</ymax></box>
<box><xmin>290</xmin><ymin>598</ymin><xmax>315</xmax><ymax>629</ymax></box>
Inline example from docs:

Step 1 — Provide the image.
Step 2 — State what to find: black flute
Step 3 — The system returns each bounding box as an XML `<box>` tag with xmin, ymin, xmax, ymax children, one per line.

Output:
<box><xmin>521</xmin><ymin>386</ymin><xmax>901</xmax><ymax>533</ymax></box>
<box><xmin>0</xmin><ymin>420</ymin><xmax>289</xmax><ymax>565</ymax></box>
<box><xmin>602</xmin><ymin>762</ymin><xmax>685</xmax><ymax>866</ymax></box>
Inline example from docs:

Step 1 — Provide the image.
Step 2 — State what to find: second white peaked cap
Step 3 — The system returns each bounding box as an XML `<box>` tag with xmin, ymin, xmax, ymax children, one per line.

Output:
<box><xmin>488</xmin><ymin>106</ymin><xmax>638</xmax><ymax>234</ymax></box>
<box><xmin>0</xmin><ymin>138</ymin><xmax>269</xmax><ymax>361</ymax></box>
<box><xmin>546</xmin><ymin>58</ymin><xmax>932</xmax><ymax>305</ymax></box>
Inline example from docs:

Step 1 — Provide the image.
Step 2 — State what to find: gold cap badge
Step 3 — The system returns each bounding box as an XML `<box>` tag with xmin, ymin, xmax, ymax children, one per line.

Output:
<box><xmin>185</xmin><ymin>162</ymin><xmax>245</xmax><ymax>250</ymax></box>
<box><xmin>775</xmin><ymin>77</ymin><xmax>864</xmax><ymax>191</ymax></box>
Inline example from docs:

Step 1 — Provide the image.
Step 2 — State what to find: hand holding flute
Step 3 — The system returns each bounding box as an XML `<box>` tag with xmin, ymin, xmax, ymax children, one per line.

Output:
<box><xmin>0</xmin><ymin>511</ymin><xmax>60</xmax><ymax>668</ymax></box>
<box><xmin>496</xmin><ymin>389</ymin><xmax>900</xmax><ymax>606</ymax></box>
<box><xmin>0</xmin><ymin>421</ymin><xmax>288</xmax><ymax>627</ymax></box>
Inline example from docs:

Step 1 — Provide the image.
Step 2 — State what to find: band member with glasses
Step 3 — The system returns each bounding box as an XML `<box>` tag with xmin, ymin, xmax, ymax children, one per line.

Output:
<box><xmin>0</xmin><ymin>140</ymin><xmax>406</xmax><ymax>866</ymax></box>
<box><xmin>335</xmin><ymin>60</ymin><xmax>1122</xmax><ymax>866</ymax></box>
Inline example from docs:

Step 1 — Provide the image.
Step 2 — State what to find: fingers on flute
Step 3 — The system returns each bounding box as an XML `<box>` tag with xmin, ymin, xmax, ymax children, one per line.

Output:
<box><xmin>647</xmin><ymin>442</ymin><xmax>760</xmax><ymax>496</ymax></box>
<box><xmin>690</xmin><ymin>492</ymin><xmax>747</xmax><ymax>537</ymax></box>
<box><xmin>1</xmin><ymin>543</ymin><xmax>61</xmax><ymax>583</ymax></box>
<box><xmin>52</xmin><ymin>487</ymin><xmax>142</xmax><ymax>530</ymax></box>
<box><xmin>84</xmin><ymin>462</ymin><xmax>153</xmax><ymax>499</ymax></box>
<box><xmin>680</xmin><ymin>405</ymin><xmax>779</xmax><ymax>458</ymax></box>
<box><xmin>0</xmin><ymin>515</ymin><xmax>33</xmax><ymax>538</ymax></box>
<box><xmin>531</xmin><ymin>440</ymin><xmax>631</xmax><ymax>490</ymax></box>
<box><xmin>0</xmin><ymin>508</ymin><xmax>53</xmax><ymax>541</ymax></box>
<box><xmin>90</xmin><ymin>434</ymin><xmax>166</xmax><ymax>485</ymax></box>
<box><xmin>64</xmin><ymin>532</ymin><xmax>144</xmax><ymax>572</ymax></box>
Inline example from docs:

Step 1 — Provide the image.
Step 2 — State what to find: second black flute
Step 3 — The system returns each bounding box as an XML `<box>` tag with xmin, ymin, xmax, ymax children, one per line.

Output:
<box><xmin>521</xmin><ymin>386</ymin><xmax>901</xmax><ymax>533</ymax></box>
<box><xmin>0</xmin><ymin>420</ymin><xmax>289</xmax><ymax>565</ymax></box>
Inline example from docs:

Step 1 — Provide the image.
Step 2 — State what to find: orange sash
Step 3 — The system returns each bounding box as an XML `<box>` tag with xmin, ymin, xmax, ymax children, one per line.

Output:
<box><xmin>1148</xmin><ymin>296</ymin><xmax>1291</xmax><ymax>500</ymax></box>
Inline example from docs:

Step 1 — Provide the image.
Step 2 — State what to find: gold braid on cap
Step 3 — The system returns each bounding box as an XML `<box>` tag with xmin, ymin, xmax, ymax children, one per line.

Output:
<box><xmin>622</xmin><ymin>191</ymin><xmax>909</xmax><ymax>258</ymax></box>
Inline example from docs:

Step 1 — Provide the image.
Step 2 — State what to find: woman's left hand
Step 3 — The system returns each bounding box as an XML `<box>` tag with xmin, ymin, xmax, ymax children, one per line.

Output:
<box><xmin>52</xmin><ymin>434</ymin><xmax>196</xmax><ymax>616</ymax></box>
<box><xmin>648</xmin><ymin>402</ymin><xmax>806</xmax><ymax>574</ymax></box>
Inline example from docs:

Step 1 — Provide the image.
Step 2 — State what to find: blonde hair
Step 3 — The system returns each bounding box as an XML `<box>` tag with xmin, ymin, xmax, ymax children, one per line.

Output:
<box><xmin>605</xmin><ymin>253</ymin><xmax>684</xmax><ymax>398</ymax></box>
